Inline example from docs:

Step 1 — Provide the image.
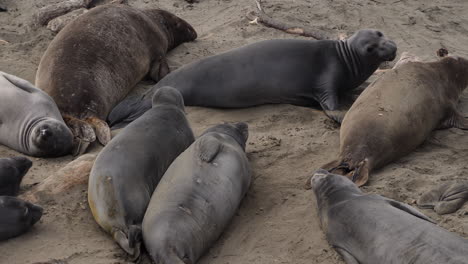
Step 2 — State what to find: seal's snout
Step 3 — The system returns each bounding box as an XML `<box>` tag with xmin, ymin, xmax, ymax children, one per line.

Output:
<box><xmin>28</xmin><ymin>204</ymin><xmax>43</xmax><ymax>224</ymax></box>
<box><xmin>310</xmin><ymin>169</ymin><xmax>330</xmax><ymax>188</ymax></box>
<box><xmin>234</xmin><ymin>122</ymin><xmax>249</xmax><ymax>143</ymax></box>
<box><xmin>31</xmin><ymin>119</ymin><xmax>73</xmax><ymax>157</ymax></box>
<box><xmin>380</xmin><ymin>40</ymin><xmax>397</xmax><ymax>61</ymax></box>
<box><xmin>10</xmin><ymin>156</ymin><xmax>33</xmax><ymax>175</ymax></box>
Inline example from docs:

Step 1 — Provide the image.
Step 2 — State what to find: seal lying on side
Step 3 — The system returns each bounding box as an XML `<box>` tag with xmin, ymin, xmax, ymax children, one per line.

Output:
<box><xmin>418</xmin><ymin>181</ymin><xmax>468</xmax><ymax>215</ymax></box>
<box><xmin>311</xmin><ymin>169</ymin><xmax>468</xmax><ymax>264</ymax></box>
<box><xmin>36</xmin><ymin>4</ymin><xmax>197</xmax><ymax>154</ymax></box>
<box><xmin>321</xmin><ymin>56</ymin><xmax>468</xmax><ymax>186</ymax></box>
<box><xmin>142</xmin><ymin>122</ymin><xmax>250</xmax><ymax>264</ymax></box>
<box><xmin>88</xmin><ymin>87</ymin><xmax>195</xmax><ymax>259</ymax></box>
<box><xmin>0</xmin><ymin>72</ymin><xmax>73</xmax><ymax>157</ymax></box>
<box><xmin>0</xmin><ymin>196</ymin><xmax>43</xmax><ymax>241</ymax></box>
<box><xmin>109</xmin><ymin>29</ymin><xmax>397</xmax><ymax>127</ymax></box>
<box><xmin>0</xmin><ymin>157</ymin><xmax>32</xmax><ymax>196</ymax></box>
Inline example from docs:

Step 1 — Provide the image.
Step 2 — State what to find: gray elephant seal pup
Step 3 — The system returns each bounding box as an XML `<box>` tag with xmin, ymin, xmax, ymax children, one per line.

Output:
<box><xmin>311</xmin><ymin>169</ymin><xmax>468</xmax><ymax>264</ymax></box>
<box><xmin>0</xmin><ymin>196</ymin><xmax>43</xmax><ymax>241</ymax></box>
<box><xmin>88</xmin><ymin>87</ymin><xmax>195</xmax><ymax>259</ymax></box>
<box><xmin>36</xmin><ymin>4</ymin><xmax>197</xmax><ymax>154</ymax></box>
<box><xmin>0</xmin><ymin>157</ymin><xmax>32</xmax><ymax>196</ymax></box>
<box><xmin>321</xmin><ymin>56</ymin><xmax>468</xmax><ymax>186</ymax></box>
<box><xmin>418</xmin><ymin>182</ymin><xmax>468</xmax><ymax>215</ymax></box>
<box><xmin>0</xmin><ymin>72</ymin><xmax>73</xmax><ymax>157</ymax></box>
<box><xmin>110</xmin><ymin>29</ymin><xmax>397</xmax><ymax>127</ymax></box>
<box><xmin>142</xmin><ymin>122</ymin><xmax>250</xmax><ymax>264</ymax></box>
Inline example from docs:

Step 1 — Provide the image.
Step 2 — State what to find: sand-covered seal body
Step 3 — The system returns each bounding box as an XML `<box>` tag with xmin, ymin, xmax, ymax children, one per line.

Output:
<box><xmin>0</xmin><ymin>196</ymin><xmax>43</xmax><ymax>241</ymax></box>
<box><xmin>322</xmin><ymin>56</ymin><xmax>468</xmax><ymax>186</ymax></box>
<box><xmin>142</xmin><ymin>122</ymin><xmax>250</xmax><ymax>264</ymax></box>
<box><xmin>110</xmin><ymin>29</ymin><xmax>396</xmax><ymax>127</ymax></box>
<box><xmin>36</xmin><ymin>4</ymin><xmax>197</xmax><ymax>154</ymax></box>
<box><xmin>310</xmin><ymin>170</ymin><xmax>468</xmax><ymax>264</ymax></box>
<box><xmin>0</xmin><ymin>72</ymin><xmax>73</xmax><ymax>157</ymax></box>
<box><xmin>0</xmin><ymin>157</ymin><xmax>32</xmax><ymax>196</ymax></box>
<box><xmin>88</xmin><ymin>87</ymin><xmax>195</xmax><ymax>259</ymax></box>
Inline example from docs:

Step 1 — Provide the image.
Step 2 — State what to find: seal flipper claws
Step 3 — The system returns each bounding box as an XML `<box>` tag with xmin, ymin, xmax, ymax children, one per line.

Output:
<box><xmin>86</xmin><ymin>117</ymin><xmax>111</xmax><ymax>145</ymax></box>
<box><xmin>113</xmin><ymin>229</ymin><xmax>141</xmax><ymax>260</ymax></box>
<box><xmin>72</xmin><ymin>138</ymin><xmax>91</xmax><ymax>156</ymax></box>
<box><xmin>386</xmin><ymin>198</ymin><xmax>436</xmax><ymax>224</ymax></box>
<box><xmin>348</xmin><ymin>159</ymin><xmax>369</xmax><ymax>187</ymax></box>
<box><xmin>197</xmin><ymin>136</ymin><xmax>222</xmax><ymax>163</ymax></box>
<box><xmin>334</xmin><ymin>247</ymin><xmax>360</xmax><ymax>264</ymax></box>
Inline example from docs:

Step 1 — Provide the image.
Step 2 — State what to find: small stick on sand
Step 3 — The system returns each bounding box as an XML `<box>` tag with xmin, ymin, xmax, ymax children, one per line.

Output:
<box><xmin>0</xmin><ymin>39</ymin><xmax>9</xmax><ymax>44</ymax></box>
<box><xmin>247</xmin><ymin>0</ymin><xmax>333</xmax><ymax>40</ymax></box>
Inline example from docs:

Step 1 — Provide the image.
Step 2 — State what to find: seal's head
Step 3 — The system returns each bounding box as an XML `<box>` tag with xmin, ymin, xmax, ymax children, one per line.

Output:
<box><xmin>0</xmin><ymin>196</ymin><xmax>43</xmax><ymax>240</ymax></box>
<box><xmin>0</xmin><ymin>157</ymin><xmax>32</xmax><ymax>196</ymax></box>
<box><xmin>202</xmin><ymin>122</ymin><xmax>249</xmax><ymax>150</ymax></box>
<box><xmin>348</xmin><ymin>29</ymin><xmax>397</xmax><ymax>63</ymax></box>
<box><xmin>152</xmin><ymin>86</ymin><xmax>185</xmax><ymax>110</ymax></box>
<box><xmin>145</xmin><ymin>9</ymin><xmax>197</xmax><ymax>49</ymax></box>
<box><xmin>29</xmin><ymin>118</ymin><xmax>73</xmax><ymax>157</ymax></box>
<box><xmin>440</xmin><ymin>56</ymin><xmax>468</xmax><ymax>92</ymax></box>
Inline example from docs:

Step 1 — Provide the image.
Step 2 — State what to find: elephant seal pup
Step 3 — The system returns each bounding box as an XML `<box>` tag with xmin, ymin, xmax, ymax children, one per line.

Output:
<box><xmin>0</xmin><ymin>72</ymin><xmax>73</xmax><ymax>157</ymax></box>
<box><xmin>311</xmin><ymin>169</ymin><xmax>468</xmax><ymax>264</ymax></box>
<box><xmin>88</xmin><ymin>87</ymin><xmax>195</xmax><ymax>259</ymax></box>
<box><xmin>0</xmin><ymin>157</ymin><xmax>32</xmax><ymax>196</ymax></box>
<box><xmin>0</xmin><ymin>196</ymin><xmax>43</xmax><ymax>241</ymax></box>
<box><xmin>142</xmin><ymin>122</ymin><xmax>250</xmax><ymax>264</ymax></box>
<box><xmin>111</xmin><ymin>29</ymin><xmax>397</xmax><ymax>126</ymax></box>
<box><xmin>321</xmin><ymin>56</ymin><xmax>468</xmax><ymax>186</ymax></box>
<box><xmin>36</xmin><ymin>4</ymin><xmax>197</xmax><ymax>154</ymax></box>
<box><xmin>418</xmin><ymin>182</ymin><xmax>468</xmax><ymax>215</ymax></box>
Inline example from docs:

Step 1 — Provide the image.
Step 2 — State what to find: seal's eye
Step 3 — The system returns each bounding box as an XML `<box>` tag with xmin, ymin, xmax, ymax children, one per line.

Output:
<box><xmin>367</xmin><ymin>47</ymin><xmax>374</xmax><ymax>53</ymax></box>
<box><xmin>376</xmin><ymin>31</ymin><xmax>383</xmax><ymax>37</ymax></box>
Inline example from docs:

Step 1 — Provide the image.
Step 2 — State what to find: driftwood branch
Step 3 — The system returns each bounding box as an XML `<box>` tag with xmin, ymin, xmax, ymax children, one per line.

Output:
<box><xmin>247</xmin><ymin>0</ymin><xmax>333</xmax><ymax>40</ymax></box>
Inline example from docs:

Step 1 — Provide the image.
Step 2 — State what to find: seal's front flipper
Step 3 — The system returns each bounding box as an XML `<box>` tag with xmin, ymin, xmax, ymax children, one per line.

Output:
<box><xmin>149</xmin><ymin>57</ymin><xmax>170</xmax><ymax>82</ymax></box>
<box><xmin>334</xmin><ymin>247</ymin><xmax>360</xmax><ymax>264</ymax></box>
<box><xmin>418</xmin><ymin>182</ymin><xmax>468</xmax><ymax>215</ymax></box>
<box><xmin>320</xmin><ymin>94</ymin><xmax>346</xmax><ymax>124</ymax></box>
<box><xmin>113</xmin><ymin>227</ymin><xmax>142</xmax><ymax>260</ymax></box>
<box><xmin>386</xmin><ymin>198</ymin><xmax>436</xmax><ymax>224</ymax></box>
<box><xmin>439</xmin><ymin>110</ymin><xmax>468</xmax><ymax>130</ymax></box>
<box><xmin>107</xmin><ymin>95</ymin><xmax>151</xmax><ymax>129</ymax></box>
<box><xmin>86</xmin><ymin>117</ymin><xmax>111</xmax><ymax>146</ymax></box>
<box><xmin>197</xmin><ymin>136</ymin><xmax>221</xmax><ymax>163</ymax></box>
<box><xmin>2</xmin><ymin>72</ymin><xmax>39</xmax><ymax>93</ymax></box>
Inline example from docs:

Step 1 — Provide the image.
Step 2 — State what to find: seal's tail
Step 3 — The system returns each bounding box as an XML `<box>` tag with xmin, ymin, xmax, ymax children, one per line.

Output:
<box><xmin>305</xmin><ymin>158</ymin><xmax>370</xmax><ymax>188</ymax></box>
<box><xmin>113</xmin><ymin>225</ymin><xmax>142</xmax><ymax>261</ymax></box>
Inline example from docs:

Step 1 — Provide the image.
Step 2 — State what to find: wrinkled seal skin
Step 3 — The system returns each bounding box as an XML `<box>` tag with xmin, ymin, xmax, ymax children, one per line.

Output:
<box><xmin>322</xmin><ymin>56</ymin><xmax>468</xmax><ymax>186</ymax></box>
<box><xmin>35</xmin><ymin>4</ymin><xmax>197</xmax><ymax>154</ymax></box>
<box><xmin>311</xmin><ymin>169</ymin><xmax>468</xmax><ymax>264</ymax></box>
<box><xmin>88</xmin><ymin>87</ymin><xmax>195</xmax><ymax>259</ymax></box>
<box><xmin>0</xmin><ymin>196</ymin><xmax>43</xmax><ymax>241</ymax></box>
<box><xmin>0</xmin><ymin>157</ymin><xmax>32</xmax><ymax>196</ymax></box>
<box><xmin>110</xmin><ymin>29</ymin><xmax>396</xmax><ymax>127</ymax></box>
<box><xmin>142</xmin><ymin>122</ymin><xmax>250</xmax><ymax>264</ymax></box>
<box><xmin>418</xmin><ymin>181</ymin><xmax>468</xmax><ymax>215</ymax></box>
<box><xmin>0</xmin><ymin>72</ymin><xmax>73</xmax><ymax>157</ymax></box>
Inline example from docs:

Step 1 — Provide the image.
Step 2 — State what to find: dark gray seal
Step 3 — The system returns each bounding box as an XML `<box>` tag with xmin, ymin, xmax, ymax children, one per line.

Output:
<box><xmin>109</xmin><ymin>29</ymin><xmax>396</xmax><ymax>127</ymax></box>
<box><xmin>88</xmin><ymin>87</ymin><xmax>195</xmax><ymax>259</ymax></box>
<box><xmin>0</xmin><ymin>157</ymin><xmax>32</xmax><ymax>196</ymax></box>
<box><xmin>36</xmin><ymin>4</ymin><xmax>197</xmax><ymax>154</ymax></box>
<box><xmin>311</xmin><ymin>169</ymin><xmax>468</xmax><ymax>264</ymax></box>
<box><xmin>0</xmin><ymin>72</ymin><xmax>73</xmax><ymax>157</ymax></box>
<box><xmin>142</xmin><ymin>122</ymin><xmax>250</xmax><ymax>264</ymax></box>
<box><xmin>418</xmin><ymin>182</ymin><xmax>468</xmax><ymax>215</ymax></box>
<box><xmin>0</xmin><ymin>196</ymin><xmax>43</xmax><ymax>241</ymax></box>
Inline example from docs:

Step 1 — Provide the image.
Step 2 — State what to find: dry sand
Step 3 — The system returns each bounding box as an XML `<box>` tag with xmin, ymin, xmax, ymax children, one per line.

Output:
<box><xmin>1</xmin><ymin>0</ymin><xmax>468</xmax><ymax>263</ymax></box>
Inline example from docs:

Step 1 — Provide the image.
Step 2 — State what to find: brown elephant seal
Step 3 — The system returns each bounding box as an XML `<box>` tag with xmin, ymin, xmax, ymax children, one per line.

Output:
<box><xmin>321</xmin><ymin>56</ymin><xmax>468</xmax><ymax>186</ymax></box>
<box><xmin>88</xmin><ymin>87</ymin><xmax>195</xmax><ymax>259</ymax></box>
<box><xmin>417</xmin><ymin>182</ymin><xmax>468</xmax><ymax>215</ymax></box>
<box><xmin>35</xmin><ymin>4</ymin><xmax>197</xmax><ymax>155</ymax></box>
<box><xmin>109</xmin><ymin>29</ymin><xmax>397</xmax><ymax>127</ymax></box>
<box><xmin>310</xmin><ymin>169</ymin><xmax>468</xmax><ymax>264</ymax></box>
<box><xmin>0</xmin><ymin>157</ymin><xmax>32</xmax><ymax>196</ymax></box>
<box><xmin>0</xmin><ymin>196</ymin><xmax>43</xmax><ymax>241</ymax></box>
<box><xmin>142</xmin><ymin>122</ymin><xmax>250</xmax><ymax>264</ymax></box>
<box><xmin>0</xmin><ymin>72</ymin><xmax>73</xmax><ymax>157</ymax></box>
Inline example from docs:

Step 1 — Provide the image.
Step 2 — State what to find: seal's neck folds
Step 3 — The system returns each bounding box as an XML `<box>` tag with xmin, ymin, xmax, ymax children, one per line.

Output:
<box><xmin>335</xmin><ymin>40</ymin><xmax>375</xmax><ymax>85</ymax></box>
<box><xmin>21</xmin><ymin>117</ymin><xmax>48</xmax><ymax>153</ymax></box>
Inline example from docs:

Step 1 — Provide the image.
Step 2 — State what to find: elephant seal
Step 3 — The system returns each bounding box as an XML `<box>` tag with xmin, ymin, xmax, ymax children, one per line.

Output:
<box><xmin>142</xmin><ymin>122</ymin><xmax>250</xmax><ymax>264</ymax></box>
<box><xmin>0</xmin><ymin>196</ymin><xmax>43</xmax><ymax>241</ymax></box>
<box><xmin>0</xmin><ymin>157</ymin><xmax>32</xmax><ymax>196</ymax></box>
<box><xmin>417</xmin><ymin>182</ymin><xmax>468</xmax><ymax>215</ymax></box>
<box><xmin>321</xmin><ymin>56</ymin><xmax>468</xmax><ymax>186</ymax></box>
<box><xmin>36</xmin><ymin>4</ymin><xmax>197</xmax><ymax>154</ymax></box>
<box><xmin>88</xmin><ymin>87</ymin><xmax>195</xmax><ymax>259</ymax></box>
<box><xmin>0</xmin><ymin>72</ymin><xmax>73</xmax><ymax>157</ymax></box>
<box><xmin>310</xmin><ymin>169</ymin><xmax>468</xmax><ymax>264</ymax></box>
<box><xmin>110</xmin><ymin>29</ymin><xmax>397</xmax><ymax>127</ymax></box>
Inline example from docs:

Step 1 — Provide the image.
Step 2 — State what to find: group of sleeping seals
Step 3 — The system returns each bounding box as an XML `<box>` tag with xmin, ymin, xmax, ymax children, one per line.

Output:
<box><xmin>0</xmin><ymin>157</ymin><xmax>43</xmax><ymax>241</ymax></box>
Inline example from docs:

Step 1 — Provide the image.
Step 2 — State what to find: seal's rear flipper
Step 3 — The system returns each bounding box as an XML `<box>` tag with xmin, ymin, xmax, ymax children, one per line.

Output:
<box><xmin>113</xmin><ymin>226</ymin><xmax>142</xmax><ymax>261</ymax></box>
<box><xmin>197</xmin><ymin>136</ymin><xmax>221</xmax><ymax>163</ymax></box>
<box><xmin>2</xmin><ymin>72</ymin><xmax>39</xmax><ymax>93</ymax></box>
<box><xmin>417</xmin><ymin>182</ymin><xmax>468</xmax><ymax>215</ymax></box>
<box><xmin>386</xmin><ymin>198</ymin><xmax>436</xmax><ymax>224</ymax></box>
<box><xmin>107</xmin><ymin>95</ymin><xmax>151</xmax><ymax>129</ymax></box>
<box><xmin>86</xmin><ymin>117</ymin><xmax>111</xmax><ymax>146</ymax></box>
<box><xmin>334</xmin><ymin>247</ymin><xmax>360</xmax><ymax>264</ymax></box>
<box><xmin>438</xmin><ymin>110</ymin><xmax>468</xmax><ymax>130</ymax></box>
<box><xmin>304</xmin><ymin>159</ymin><xmax>342</xmax><ymax>190</ymax></box>
<box><xmin>64</xmin><ymin>115</ymin><xmax>95</xmax><ymax>155</ymax></box>
<box><xmin>348</xmin><ymin>159</ymin><xmax>369</xmax><ymax>187</ymax></box>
